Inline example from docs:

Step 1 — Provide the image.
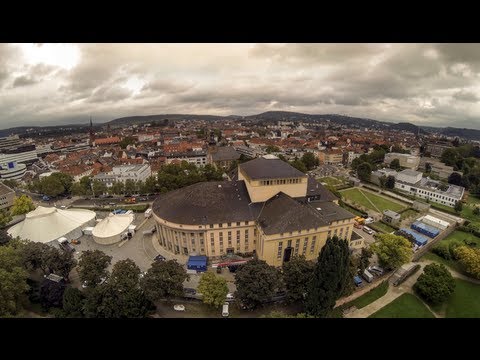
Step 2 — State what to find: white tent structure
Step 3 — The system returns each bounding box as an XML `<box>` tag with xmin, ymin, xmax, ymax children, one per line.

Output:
<box><xmin>92</xmin><ymin>213</ymin><xmax>134</xmax><ymax>245</ymax></box>
<box><xmin>7</xmin><ymin>206</ymin><xmax>96</xmax><ymax>244</ymax></box>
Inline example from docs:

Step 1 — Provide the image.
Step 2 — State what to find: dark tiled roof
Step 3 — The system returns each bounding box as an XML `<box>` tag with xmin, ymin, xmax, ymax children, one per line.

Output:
<box><xmin>257</xmin><ymin>192</ymin><xmax>329</xmax><ymax>235</ymax></box>
<box><xmin>152</xmin><ymin>180</ymin><xmax>254</xmax><ymax>225</ymax></box>
<box><xmin>306</xmin><ymin>176</ymin><xmax>338</xmax><ymax>202</ymax></box>
<box><xmin>239</xmin><ymin>157</ymin><xmax>306</xmax><ymax>180</ymax></box>
<box><xmin>0</xmin><ymin>182</ymin><xmax>14</xmax><ymax>196</ymax></box>
<box><xmin>306</xmin><ymin>201</ymin><xmax>355</xmax><ymax>223</ymax></box>
<box><xmin>211</xmin><ymin>147</ymin><xmax>241</xmax><ymax>162</ymax></box>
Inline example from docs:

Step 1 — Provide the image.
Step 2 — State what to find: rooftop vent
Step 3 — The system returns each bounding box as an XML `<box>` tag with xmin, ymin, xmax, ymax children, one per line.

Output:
<box><xmin>316</xmin><ymin>208</ymin><xmax>322</xmax><ymax>211</ymax></box>
<box><xmin>218</xmin><ymin>185</ymin><xmax>222</xmax><ymax>188</ymax></box>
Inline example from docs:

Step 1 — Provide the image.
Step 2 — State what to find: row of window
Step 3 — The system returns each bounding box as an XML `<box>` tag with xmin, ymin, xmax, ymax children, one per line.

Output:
<box><xmin>261</xmin><ymin>178</ymin><xmax>301</xmax><ymax>186</ymax></box>
<box><xmin>277</xmin><ymin>236</ymin><xmax>318</xmax><ymax>259</ymax></box>
<box><xmin>416</xmin><ymin>188</ymin><xmax>454</xmax><ymax>202</ymax></box>
<box><xmin>209</xmin><ymin>221</ymin><xmax>249</xmax><ymax>228</ymax></box>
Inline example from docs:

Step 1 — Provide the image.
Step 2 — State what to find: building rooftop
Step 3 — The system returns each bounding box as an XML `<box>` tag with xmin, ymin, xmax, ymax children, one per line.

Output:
<box><xmin>383</xmin><ymin>209</ymin><xmax>400</xmax><ymax>218</ymax></box>
<box><xmin>210</xmin><ymin>147</ymin><xmax>241</xmax><ymax>162</ymax></box>
<box><xmin>306</xmin><ymin>176</ymin><xmax>338</xmax><ymax>202</ymax></box>
<box><xmin>257</xmin><ymin>192</ymin><xmax>329</xmax><ymax>235</ymax></box>
<box><xmin>307</xmin><ymin>201</ymin><xmax>356</xmax><ymax>224</ymax></box>
<box><xmin>152</xmin><ymin>180</ymin><xmax>255</xmax><ymax>225</ymax></box>
<box><xmin>0</xmin><ymin>182</ymin><xmax>14</xmax><ymax>196</ymax></box>
<box><xmin>239</xmin><ymin>156</ymin><xmax>306</xmax><ymax>180</ymax></box>
<box><xmin>399</xmin><ymin>169</ymin><xmax>422</xmax><ymax>177</ymax></box>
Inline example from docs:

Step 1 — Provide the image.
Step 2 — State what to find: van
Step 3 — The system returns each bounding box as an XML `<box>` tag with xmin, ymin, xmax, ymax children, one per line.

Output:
<box><xmin>57</xmin><ymin>237</ymin><xmax>75</xmax><ymax>252</ymax></box>
<box><xmin>362</xmin><ymin>226</ymin><xmax>374</xmax><ymax>235</ymax></box>
<box><xmin>222</xmin><ymin>303</ymin><xmax>229</xmax><ymax>317</ymax></box>
<box><xmin>363</xmin><ymin>269</ymin><xmax>374</xmax><ymax>283</ymax></box>
<box><xmin>144</xmin><ymin>208</ymin><xmax>153</xmax><ymax>218</ymax></box>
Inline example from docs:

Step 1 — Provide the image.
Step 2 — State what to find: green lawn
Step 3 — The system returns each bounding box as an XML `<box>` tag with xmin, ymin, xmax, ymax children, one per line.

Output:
<box><xmin>445</xmin><ymin>278</ymin><xmax>480</xmax><ymax>318</ymax></box>
<box><xmin>318</xmin><ymin>176</ymin><xmax>344</xmax><ymax>187</ymax></box>
<box><xmin>341</xmin><ymin>188</ymin><xmax>406</xmax><ymax>213</ymax></box>
<box><xmin>423</xmin><ymin>252</ymin><xmax>463</xmax><ymax>273</ymax></box>
<box><xmin>339</xmin><ymin>202</ymin><xmax>365</xmax><ymax>217</ymax></box>
<box><xmin>370</xmin><ymin>222</ymin><xmax>396</xmax><ymax>234</ymax></box>
<box><xmin>400</xmin><ymin>209</ymin><xmax>419</xmax><ymax>220</ymax></box>
<box><xmin>369</xmin><ymin>293</ymin><xmax>435</xmax><ymax>318</ymax></box>
<box><xmin>348</xmin><ymin>281</ymin><xmax>389</xmax><ymax>309</ymax></box>
<box><xmin>441</xmin><ymin>230</ymin><xmax>480</xmax><ymax>247</ymax></box>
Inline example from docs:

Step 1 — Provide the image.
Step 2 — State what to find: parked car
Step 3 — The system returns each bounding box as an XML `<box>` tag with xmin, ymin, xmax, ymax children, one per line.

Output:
<box><xmin>226</xmin><ymin>293</ymin><xmax>234</xmax><ymax>301</ymax></box>
<box><xmin>370</xmin><ymin>265</ymin><xmax>384</xmax><ymax>275</ymax></box>
<box><xmin>184</xmin><ymin>288</ymin><xmax>196</xmax><ymax>295</ymax></box>
<box><xmin>222</xmin><ymin>303</ymin><xmax>229</xmax><ymax>317</ymax></box>
<box><xmin>42</xmin><ymin>195</ymin><xmax>50</xmax><ymax>201</ymax></box>
<box><xmin>174</xmin><ymin>304</ymin><xmax>185</xmax><ymax>311</ymax></box>
<box><xmin>354</xmin><ymin>275</ymin><xmax>363</xmax><ymax>287</ymax></box>
<box><xmin>66</xmin><ymin>196</ymin><xmax>72</xmax><ymax>199</ymax></box>
<box><xmin>154</xmin><ymin>254</ymin><xmax>166</xmax><ymax>262</ymax></box>
<box><xmin>362</xmin><ymin>226</ymin><xmax>374</xmax><ymax>235</ymax></box>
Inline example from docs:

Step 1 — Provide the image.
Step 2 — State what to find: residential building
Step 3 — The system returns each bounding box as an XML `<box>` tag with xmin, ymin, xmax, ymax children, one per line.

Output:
<box><xmin>384</xmin><ymin>152</ymin><xmax>420</xmax><ymax>170</ymax></box>
<box><xmin>208</xmin><ymin>146</ymin><xmax>241</xmax><ymax>169</ymax></box>
<box><xmin>234</xmin><ymin>145</ymin><xmax>263</xmax><ymax>159</ymax></box>
<box><xmin>0</xmin><ymin>143</ymin><xmax>38</xmax><ymax>165</ymax></box>
<box><xmin>425</xmin><ymin>142</ymin><xmax>452</xmax><ymax>158</ymax></box>
<box><xmin>93</xmin><ymin>137</ymin><xmax>121</xmax><ymax>146</ymax></box>
<box><xmin>94</xmin><ymin>163</ymin><xmax>152</xmax><ymax>187</ymax></box>
<box><xmin>317</xmin><ymin>149</ymin><xmax>343</xmax><ymax>165</ymax></box>
<box><xmin>345</xmin><ymin>151</ymin><xmax>363</xmax><ymax>165</ymax></box>
<box><xmin>152</xmin><ymin>154</ymin><xmax>355</xmax><ymax>267</ymax></box>
<box><xmin>382</xmin><ymin>210</ymin><xmax>401</xmax><ymax>226</ymax></box>
<box><xmin>165</xmin><ymin>151</ymin><xmax>207</xmax><ymax>167</ymax></box>
<box><xmin>0</xmin><ymin>182</ymin><xmax>15</xmax><ymax>210</ymax></box>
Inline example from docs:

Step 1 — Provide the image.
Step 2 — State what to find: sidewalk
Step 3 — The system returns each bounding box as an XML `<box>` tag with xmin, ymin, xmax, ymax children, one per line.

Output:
<box><xmin>151</xmin><ymin>234</ymin><xmax>188</xmax><ymax>265</ymax></box>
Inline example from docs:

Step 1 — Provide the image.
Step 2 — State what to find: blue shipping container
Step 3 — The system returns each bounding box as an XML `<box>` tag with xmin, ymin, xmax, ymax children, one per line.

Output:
<box><xmin>411</xmin><ymin>221</ymin><xmax>440</xmax><ymax>238</ymax></box>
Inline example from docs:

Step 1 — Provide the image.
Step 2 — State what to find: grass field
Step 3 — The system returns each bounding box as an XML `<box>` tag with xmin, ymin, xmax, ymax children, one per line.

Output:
<box><xmin>318</xmin><ymin>176</ymin><xmax>344</xmax><ymax>187</ymax></box>
<box><xmin>400</xmin><ymin>209</ymin><xmax>419</xmax><ymax>220</ymax></box>
<box><xmin>423</xmin><ymin>252</ymin><xmax>463</xmax><ymax>273</ymax></box>
<box><xmin>369</xmin><ymin>293</ymin><xmax>435</xmax><ymax>318</ymax></box>
<box><xmin>445</xmin><ymin>278</ymin><xmax>480</xmax><ymax>318</ymax></box>
<box><xmin>370</xmin><ymin>221</ymin><xmax>396</xmax><ymax>234</ymax></box>
<box><xmin>341</xmin><ymin>188</ymin><xmax>406</xmax><ymax>213</ymax></box>
<box><xmin>348</xmin><ymin>281</ymin><xmax>389</xmax><ymax>309</ymax></box>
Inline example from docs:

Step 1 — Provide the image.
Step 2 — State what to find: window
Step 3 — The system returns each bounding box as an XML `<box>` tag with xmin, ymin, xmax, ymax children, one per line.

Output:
<box><xmin>227</xmin><ymin>223</ymin><xmax>231</xmax><ymax>227</ymax></box>
<box><xmin>191</xmin><ymin>238</ymin><xmax>195</xmax><ymax>245</ymax></box>
<box><xmin>277</xmin><ymin>242</ymin><xmax>283</xmax><ymax>259</ymax></box>
<box><xmin>302</xmin><ymin>238</ymin><xmax>308</xmax><ymax>255</ymax></box>
<box><xmin>228</xmin><ymin>231</ymin><xmax>232</xmax><ymax>241</ymax></box>
<box><xmin>236</xmin><ymin>230</ymin><xmax>240</xmax><ymax>240</ymax></box>
<box><xmin>245</xmin><ymin>229</ymin><xmax>249</xmax><ymax>240</ymax></box>
<box><xmin>334</xmin><ymin>229</ymin><xmax>337</xmax><ymax>236</ymax></box>
<box><xmin>245</xmin><ymin>221</ymin><xmax>248</xmax><ymax>225</ymax></box>
<box><xmin>310</xmin><ymin>238</ymin><xmax>316</xmax><ymax>254</ymax></box>
<box><xmin>200</xmin><ymin>239</ymin><xmax>204</xmax><ymax>245</ymax></box>
<box><xmin>219</xmin><ymin>223</ymin><xmax>223</xmax><ymax>228</ymax></box>
<box><xmin>190</xmin><ymin>233</ymin><xmax>194</xmax><ymax>237</ymax></box>
<box><xmin>295</xmin><ymin>239</ymin><xmax>300</xmax><ymax>254</ymax></box>
<box><xmin>209</xmin><ymin>224</ymin><xmax>213</xmax><ymax>228</ymax></box>
<box><xmin>287</xmin><ymin>239</ymin><xmax>292</xmax><ymax>247</ymax></box>
<box><xmin>236</xmin><ymin>222</ymin><xmax>241</xmax><ymax>226</ymax></box>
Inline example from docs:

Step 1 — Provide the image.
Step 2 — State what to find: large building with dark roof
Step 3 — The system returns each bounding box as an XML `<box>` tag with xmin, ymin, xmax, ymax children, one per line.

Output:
<box><xmin>152</xmin><ymin>154</ymin><xmax>355</xmax><ymax>266</ymax></box>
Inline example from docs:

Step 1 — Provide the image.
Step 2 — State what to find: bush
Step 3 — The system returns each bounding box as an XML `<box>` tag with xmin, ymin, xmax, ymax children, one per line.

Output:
<box><xmin>449</xmin><ymin>240</ymin><xmax>465</xmax><ymax>260</ymax></box>
<box><xmin>414</xmin><ymin>264</ymin><xmax>455</xmax><ymax>304</ymax></box>
<box><xmin>432</xmin><ymin>242</ymin><xmax>452</xmax><ymax>260</ymax></box>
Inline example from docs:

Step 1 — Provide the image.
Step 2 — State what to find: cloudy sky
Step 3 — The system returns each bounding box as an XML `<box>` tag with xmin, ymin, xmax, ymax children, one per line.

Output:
<box><xmin>1</xmin><ymin>43</ymin><xmax>480</xmax><ymax>129</ymax></box>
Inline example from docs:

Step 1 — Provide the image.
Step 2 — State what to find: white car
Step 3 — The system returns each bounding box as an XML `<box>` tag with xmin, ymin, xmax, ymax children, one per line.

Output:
<box><xmin>226</xmin><ymin>293</ymin><xmax>234</xmax><ymax>301</ymax></box>
<box><xmin>174</xmin><ymin>304</ymin><xmax>185</xmax><ymax>311</ymax></box>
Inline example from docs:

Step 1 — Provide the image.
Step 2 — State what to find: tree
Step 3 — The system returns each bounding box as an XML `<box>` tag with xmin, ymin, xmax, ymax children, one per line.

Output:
<box><xmin>124</xmin><ymin>179</ymin><xmax>136</xmax><ymax>195</ymax></box>
<box><xmin>141</xmin><ymin>260</ymin><xmax>189</xmax><ymax>301</ymax></box>
<box><xmin>0</xmin><ymin>244</ymin><xmax>29</xmax><ymax>316</ymax></box>
<box><xmin>371</xmin><ymin>233</ymin><xmax>412</xmax><ymax>270</ymax></box>
<box><xmin>91</xmin><ymin>180</ymin><xmax>107</xmax><ymax>197</ymax></box>
<box><xmin>40</xmin><ymin>278</ymin><xmax>66</xmax><ymax>309</ymax></box>
<box><xmin>290</xmin><ymin>159</ymin><xmax>307</xmax><ymax>173</ymax></box>
<box><xmin>40</xmin><ymin>176</ymin><xmax>65</xmax><ymax>197</ymax></box>
<box><xmin>379</xmin><ymin>175</ymin><xmax>387</xmax><ymax>189</ymax></box>
<box><xmin>448</xmin><ymin>172</ymin><xmax>463</xmax><ymax>186</ymax></box>
<box><xmin>262</xmin><ymin>311</ymin><xmax>314</xmax><ymax>318</ymax></box>
<box><xmin>0</xmin><ymin>209</ymin><xmax>13</xmax><ymax>228</ymax></box>
<box><xmin>282</xmin><ymin>255</ymin><xmax>315</xmax><ymax>303</ymax></box>
<box><xmin>45</xmin><ymin>249</ymin><xmax>77</xmax><ymax>279</ymax></box>
<box><xmin>142</xmin><ymin>176</ymin><xmax>158</xmax><ymax>194</ymax></box>
<box><xmin>119</xmin><ymin>136</ymin><xmax>136</xmax><ymax>149</ymax></box>
<box><xmin>455</xmin><ymin>246</ymin><xmax>480</xmax><ymax>279</ymax></box>
<box><xmin>359</xmin><ymin>247</ymin><xmax>373</xmax><ymax>273</ymax></box>
<box><xmin>110</xmin><ymin>259</ymin><xmax>141</xmax><ymax>292</ymax></box>
<box><xmin>385</xmin><ymin>175</ymin><xmax>396</xmax><ymax>189</ymax></box>
<box><xmin>413</xmin><ymin>263</ymin><xmax>455</xmax><ymax>304</ymax></box>
<box><xmin>473</xmin><ymin>207</ymin><xmax>480</xmax><ymax>216</ymax></box>
<box><xmin>197</xmin><ymin>271</ymin><xmax>229</xmax><ymax>308</ymax></box>
<box><xmin>62</xmin><ymin>287</ymin><xmax>85</xmax><ymax>317</ymax></box>
<box><xmin>441</xmin><ymin>148</ymin><xmax>459</xmax><ymax>166</ymax></box>
<box><xmin>357</xmin><ymin>162</ymin><xmax>372</xmax><ymax>181</ymax></box>
<box><xmin>79</xmin><ymin>176</ymin><xmax>92</xmax><ymax>195</ymax></box>
<box><xmin>70</xmin><ymin>182</ymin><xmax>86</xmax><ymax>196</ymax></box>
<box><xmin>301</xmin><ymin>152</ymin><xmax>319</xmax><ymax>171</ymax></box>
<box><xmin>111</xmin><ymin>181</ymin><xmax>125</xmax><ymax>195</ymax></box>
<box><xmin>425</xmin><ymin>162</ymin><xmax>432</xmax><ymax>174</ymax></box>
<box><xmin>10</xmin><ymin>194</ymin><xmax>35</xmax><ymax>216</ymax></box>
<box><xmin>454</xmin><ymin>200</ymin><xmax>463</xmax><ymax>213</ymax></box>
<box><xmin>265</xmin><ymin>145</ymin><xmax>280</xmax><ymax>154</ymax></box>
<box><xmin>235</xmin><ymin>259</ymin><xmax>282</xmax><ymax>310</ymax></box>
<box><xmin>50</xmin><ymin>173</ymin><xmax>73</xmax><ymax>194</ymax></box>
<box><xmin>77</xmin><ymin>250</ymin><xmax>112</xmax><ymax>287</ymax></box>
<box><xmin>389</xmin><ymin>158</ymin><xmax>401</xmax><ymax>170</ymax></box>
<box><xmin>305</xmin><ymin>236</ymin><xmax>350</xmax><ymax>317</ymax></box>
<box><xmin>0</xmin><ymin>229</ymin><xmax>11</xmax><ymax>245</ymax></box>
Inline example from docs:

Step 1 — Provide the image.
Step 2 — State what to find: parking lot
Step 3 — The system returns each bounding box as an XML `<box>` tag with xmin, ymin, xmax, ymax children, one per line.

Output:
<box><xmin>309</xmin><ymin>164</ymin><xmax>350</xmax><ymax>178</ymax></box>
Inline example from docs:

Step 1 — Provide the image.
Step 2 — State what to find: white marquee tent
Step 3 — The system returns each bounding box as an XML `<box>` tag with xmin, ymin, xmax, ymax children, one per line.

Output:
<box><xmin>92</xmin><ymin>213</ymin><xmax>134</xmax><ymax>245</ymax></box>
<box><xmin>8</xmin><ymin>206</ymin><xmax>96</xmax><ymax>243</ymax></box>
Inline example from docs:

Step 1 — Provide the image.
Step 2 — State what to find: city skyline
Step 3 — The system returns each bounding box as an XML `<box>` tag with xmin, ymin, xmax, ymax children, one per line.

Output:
<box><xmin>1</xmin><ymin>43</ymin><xmax>480</xmax><ymax>129</ymax></box>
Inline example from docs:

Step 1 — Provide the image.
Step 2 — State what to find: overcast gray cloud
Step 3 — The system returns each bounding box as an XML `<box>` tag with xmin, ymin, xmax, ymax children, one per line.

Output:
<box><xmin>0</xmin><ymin>43</ymin><xmax>480</xmax><ymax>129</ymax></box>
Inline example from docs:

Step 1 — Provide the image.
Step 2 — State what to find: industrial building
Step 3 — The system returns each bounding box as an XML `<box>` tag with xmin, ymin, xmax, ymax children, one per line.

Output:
<box><xmin>152</xmin><ymin>155</ymin><xmax>355</xmax><ymax>267</ymax></box>
<box><xmin>384</xmin><ymin>152</ymin><xmax>420</xmax><ymax>170</ymax></box>
<box><xmin>0</xmin><ymin>182</ymin><xmax>15</xmax><ymax>210</ymax></box>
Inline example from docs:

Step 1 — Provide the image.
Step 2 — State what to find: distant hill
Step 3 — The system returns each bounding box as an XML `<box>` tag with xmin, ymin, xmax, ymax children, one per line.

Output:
<box><xmin>107</xmin><ymin>114</ymin><xmax>230</xmax><ymax>126</ymax></box>
<box><xmin>439</xmin><ymin>127</ymin><xmax>480</xmax><ymax>141</ymax></box>
<box><xmin>245</xmin><ymin>111</ymin><xmax>428</xmax><ymax>135</ymax></box>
